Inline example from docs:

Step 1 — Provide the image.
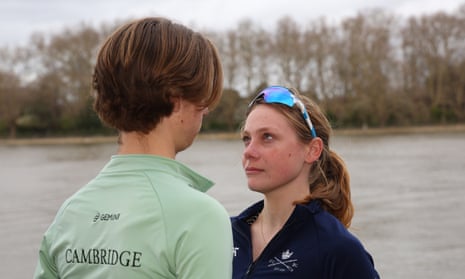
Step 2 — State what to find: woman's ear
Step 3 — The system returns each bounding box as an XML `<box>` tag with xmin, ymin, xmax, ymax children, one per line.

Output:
<box><xmin>305</xmin><ymin>137</ymin><xmax>323</xmax><ymax>163</ymax></box>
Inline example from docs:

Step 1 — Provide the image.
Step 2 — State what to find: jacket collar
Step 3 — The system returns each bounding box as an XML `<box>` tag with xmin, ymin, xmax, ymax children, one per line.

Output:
<box><xmin>234</xmin><ymin>199</ymin><xmax>323</xmax><ymax>225</ymax></box>
<box><xmin>101</xmin><ymin>154</ymin><xmax>214</xmax><ymax>192</ymax></box>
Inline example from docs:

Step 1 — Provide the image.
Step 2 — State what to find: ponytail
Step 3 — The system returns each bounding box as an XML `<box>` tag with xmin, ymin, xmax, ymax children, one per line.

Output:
<box><xmin>295</xmin><ymin>147</ymin><xmax>353</xmax><ymax>228</ymax></box>
<box><xmin>295</xmin><ymin>148</ymin><xmax>353</xmax><ymax>227</ymax></box>
<box><xmin>291</xmin><ymin>92</ymin><xmax>353</xmax><ymax>228</ymax></box>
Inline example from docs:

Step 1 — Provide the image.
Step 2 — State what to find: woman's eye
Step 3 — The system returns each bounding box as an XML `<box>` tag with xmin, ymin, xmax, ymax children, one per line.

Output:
<box><xmin>263</xmin><ymin>133</ymin><xmax>273</xmax><ymax>141</ymax></box>
<box><xmin>241</xmin><ymin>135</ymin><xmax>251</xmax><ymax>146</ymax></box>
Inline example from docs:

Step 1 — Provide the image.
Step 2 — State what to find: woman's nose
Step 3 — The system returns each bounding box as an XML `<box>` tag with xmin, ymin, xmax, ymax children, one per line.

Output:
<box><xmin>243</xmin><ymin>141</ymin><xmax>258</xmax><ymax>159</ymax></box>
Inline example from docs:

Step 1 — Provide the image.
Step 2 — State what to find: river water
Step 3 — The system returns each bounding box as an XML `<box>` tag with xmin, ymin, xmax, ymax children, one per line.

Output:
<box><xmin>1</xmin><ymin>132</ymin><xmax>464</xmax><ymax>278</ymax></box>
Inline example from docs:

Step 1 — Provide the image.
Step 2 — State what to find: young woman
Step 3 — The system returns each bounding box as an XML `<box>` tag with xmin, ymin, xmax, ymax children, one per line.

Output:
<box><xmin>232</xmin><ymin>86</ymin><xmax>379</xmax><ymax>278</ymax></box>
<box><xmin>33</xmin><ymin>17</ymin><xmax>232</xmax><ymax>279</ymax></box>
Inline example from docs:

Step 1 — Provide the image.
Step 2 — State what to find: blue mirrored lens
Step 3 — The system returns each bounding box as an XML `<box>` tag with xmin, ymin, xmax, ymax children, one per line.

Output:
<box><xmin>250</xmin><ymin>86</ymin><xmax>317</xmax><ymax>138</ymax></box>
<box><xmin>261</xmin><ymin>87</ymin><xmax>295</xmax><ymax>107</ymax></box>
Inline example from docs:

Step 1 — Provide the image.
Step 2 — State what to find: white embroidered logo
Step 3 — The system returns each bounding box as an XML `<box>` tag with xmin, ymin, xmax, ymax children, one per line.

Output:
<box><xmin>233</xmin><ymin>247</ymin><xmax>239</xmax><ymax>257</ymax></box>
<box><xmin>281</xmin><ymin>250</ymin><xmax>293</xmax><ymax>260</ymax></box>
<box><xmin>267</xmin><ymin>249</ymin><xmax>298</xmax><ymax>272</ymax></box>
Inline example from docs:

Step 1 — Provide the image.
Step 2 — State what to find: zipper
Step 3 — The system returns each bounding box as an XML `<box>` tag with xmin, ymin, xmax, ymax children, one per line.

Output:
<box><xmin>245</xmin><ymin>261</ymin><xmax>256</xmax><ymax>277</ymax></box>
<box><xmin>242</xmin><ymin>218</ymin><xmax>297</xmax><ymax>278</ymax></box>
<box><xmin>233</xmin><ymin>222</ymin><xmax>256</xmax><ymax>278</ymax></box>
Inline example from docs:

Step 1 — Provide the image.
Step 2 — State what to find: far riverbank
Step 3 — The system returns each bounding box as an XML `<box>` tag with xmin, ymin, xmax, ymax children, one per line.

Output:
<box><xmin>1</xmin><ymin>124</ymin><xmax>465</xmax><ymax>146</ymax></box>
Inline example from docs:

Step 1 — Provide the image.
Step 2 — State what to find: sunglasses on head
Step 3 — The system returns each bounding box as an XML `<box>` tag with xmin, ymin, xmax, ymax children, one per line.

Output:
<box><xmin>248</xmin><ymin>86</ymin><xmax>317</xmax><ymax>138</ymax></box>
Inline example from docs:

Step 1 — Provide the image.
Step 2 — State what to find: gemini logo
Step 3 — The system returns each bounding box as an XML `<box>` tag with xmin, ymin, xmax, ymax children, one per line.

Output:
<box><xmin>93</xmin><ymin>212</ymin><xmax>120</xmax><ymax>223</ymax></box>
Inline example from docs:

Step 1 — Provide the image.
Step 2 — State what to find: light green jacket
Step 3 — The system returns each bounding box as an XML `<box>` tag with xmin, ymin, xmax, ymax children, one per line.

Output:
<box><xmin>34</xmin><ymin>155</ymin><xmax>233</xmax><ymax>278</ymax></box>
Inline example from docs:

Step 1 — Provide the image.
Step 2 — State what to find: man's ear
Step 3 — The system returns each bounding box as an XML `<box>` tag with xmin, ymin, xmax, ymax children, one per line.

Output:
<box><xmin>305</xmin><ymin>137</ymin><xmax>323</xmax><ymax>163</ymax></box>
<box><xmin>171</xmin><ymin>97</ymin><xmax>182</xmax><ymax>113</ymax></box>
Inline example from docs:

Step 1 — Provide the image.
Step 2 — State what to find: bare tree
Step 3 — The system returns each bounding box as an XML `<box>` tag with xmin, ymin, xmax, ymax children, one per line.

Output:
<box><xmin>235</xmin><ymin>20</ymin><xmax>269</xmax><ymax>95</ymax></box>
<box><xmin>253</xmin><ymin>28</ymin><xmax>272</xmax><ymax>90</ymax></box>
<box><xmin>273</xmin><ymin>16</ymin><xmax>309</xmax><ymax>90</ymax></box>
<box><xmin>0</xmin><ymin>70</ymin><xmax>24</xmax><ymax>138</ymax></box>
<box><xmin>216</xmin><ymin>30</ymin><xmax>241</xmax><ymax>90</ymax></box>
<box><xmin>303</xmin><ymin>18</ymin><xmax>338</xmax><ymax>101</ymax></box>
<box><xmin>401</xmin><ymin>10</ymin><xmax>465</xmax><ymax>123</ymax></box>
<box><xmin>0</xmin><ymin>46</ymin><xmax>33</xmax><ymax>138</ymax></box>
<box><xmin>332</xmin><ymin>10</ymin><xmax>396</xmax><ymax>127</ymax></box>
<box><xmin>28</xmin><ymin>23</ymin><xmax>102</xmax><ymax>130</ymax></box>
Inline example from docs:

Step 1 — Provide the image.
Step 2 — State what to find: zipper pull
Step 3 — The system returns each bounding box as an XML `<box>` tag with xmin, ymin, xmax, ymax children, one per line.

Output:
<box><xmin>245</xmin><ymin>262</ymin><xmax>255</xmax><ymax>276</ymax></box>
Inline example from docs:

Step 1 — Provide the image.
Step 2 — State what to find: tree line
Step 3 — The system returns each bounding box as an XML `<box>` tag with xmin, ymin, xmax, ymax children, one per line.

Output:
<box><xmin>1</xmin><ymin>5</ymin><xmax>465</xmax><ymax>138</ymax></box>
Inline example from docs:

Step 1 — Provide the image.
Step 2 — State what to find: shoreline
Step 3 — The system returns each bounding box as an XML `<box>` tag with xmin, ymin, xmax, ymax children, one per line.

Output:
<box><xmin>1</xmin><ymin>124</ymin><xmax>465</xmax><ymax>146</ymax></box>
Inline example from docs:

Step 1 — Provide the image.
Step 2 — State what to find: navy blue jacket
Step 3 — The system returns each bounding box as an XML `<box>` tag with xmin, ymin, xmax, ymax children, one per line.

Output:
<box><xmin>231</xmin><ymin>200</ymin><xmax>380</xmax><ymax>278</ymax></box>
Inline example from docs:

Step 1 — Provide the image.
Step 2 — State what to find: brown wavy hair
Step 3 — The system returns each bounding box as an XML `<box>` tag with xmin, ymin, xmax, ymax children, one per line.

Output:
<box><xmin>247</xmin><ymin>87</ymin><xmax>354</xmax><ymax>228</ymax></box>
<box><xmin>92</xmin><ymin>17</ymin><xmax>223</xmax><ymax>133</ymax></box>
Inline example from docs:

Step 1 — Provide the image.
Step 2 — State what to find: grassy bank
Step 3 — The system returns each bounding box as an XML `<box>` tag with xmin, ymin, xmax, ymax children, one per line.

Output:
<box><xmin>1</xmin><ymin>124</ymin><xmax>464</xmax><ymax>146</ymax></box>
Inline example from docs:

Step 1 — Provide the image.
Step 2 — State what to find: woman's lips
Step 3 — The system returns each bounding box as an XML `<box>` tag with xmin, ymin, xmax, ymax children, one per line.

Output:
<box><xmin>244</xmin><ymin>166</ymin><xmax>263</xmax><ymax>175</ymax></box>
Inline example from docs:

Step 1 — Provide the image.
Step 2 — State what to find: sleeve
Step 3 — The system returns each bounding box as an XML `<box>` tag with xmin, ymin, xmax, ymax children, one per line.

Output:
<box><xmin>323</xmin><ymin>237</ymin><xmax>380</xmax><ymax>279</ymax></box>
<box><xmin>174</xmin><ymin>199</ymin><xmax>233</xmax><ymax>279</ymax></box>
<box><xmin>33</xmin><ymin>234</ymin><xmax>59</xmax><ymax>279</ymax></box>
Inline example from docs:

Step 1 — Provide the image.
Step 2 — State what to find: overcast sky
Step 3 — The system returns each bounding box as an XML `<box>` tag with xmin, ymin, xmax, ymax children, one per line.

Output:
<box><xmin>0</xmin><ymin>0</ymin><xmax>464</xmax><ymax>47</ymax></box>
